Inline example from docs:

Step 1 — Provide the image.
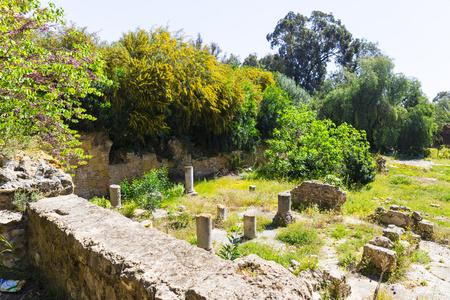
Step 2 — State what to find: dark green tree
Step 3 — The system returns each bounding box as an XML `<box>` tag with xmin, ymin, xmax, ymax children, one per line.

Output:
<box><xmin>319</xmin><ymin>55</ymin><xmax>433</xmax><ymax>154</ymax></box>
<box><xmin>267</xmin><ymin>11</ymin><xmax>356</xmax><ymax>92</ymax></box>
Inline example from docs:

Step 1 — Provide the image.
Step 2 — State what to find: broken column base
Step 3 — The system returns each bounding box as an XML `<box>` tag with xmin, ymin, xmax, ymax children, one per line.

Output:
<box><xmin>272</xmin><ymin>211</ymin><xmax>295</xmax><ymax>227</ymax></box>
<box><xmin>186</xmin><ymin>191</ymin><xmax>198</xmax><ymax>197</ymax></box>
<box><xmin>323</xmin><ymin>269</ymin><xmax>352</xmax><ymax>300</ymax></box>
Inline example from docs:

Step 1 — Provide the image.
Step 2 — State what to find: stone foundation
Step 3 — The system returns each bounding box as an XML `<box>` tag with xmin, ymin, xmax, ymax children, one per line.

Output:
<box><xmin>26</xmin><ymin>195</ymin><xmax>313</xmax><ymax>299</ymax></box>
<box><xmin>290</xmin><ymin>181</ymin><xmax>347</xmax><ymax>211</ymax></box>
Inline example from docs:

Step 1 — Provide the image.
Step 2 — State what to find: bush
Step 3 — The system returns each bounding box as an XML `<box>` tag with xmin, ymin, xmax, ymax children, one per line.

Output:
<box><xmin>260</xmin><ymin>106</ymin><xmax>375</xmax><ymax>187</ymax></box>
<box><xmin>276</xmin><ymin>222</ymin><xmax>320</xmax><ymax>246</ymax></box>
<box><xmin>120</xmin><ymin>166</ymin><xmax>172</xmax><ymax>211</ymax></box>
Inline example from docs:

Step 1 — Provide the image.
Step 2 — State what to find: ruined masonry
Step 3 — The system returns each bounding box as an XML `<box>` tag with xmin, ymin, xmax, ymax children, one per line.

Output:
<box><xmin>27</xmin><ymin>195</ymin><xmax>314</xmax><ymax>299</ymax></box>
<box><xmin>290</xmin><ymin>181</ymin><xmax>347</xmax><ymax>211</ymax></box>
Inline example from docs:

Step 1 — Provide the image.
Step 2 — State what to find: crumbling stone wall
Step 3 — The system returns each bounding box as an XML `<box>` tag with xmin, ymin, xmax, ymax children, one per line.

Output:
<box><xmin>71</xmin><ymin>132</ymin><xmax>265</xmax><ymax>199</ymax></box>
<box><xmin>71</xmin><ymin>132</ymin><xmax>166</xmax><ymax>199</ymax></box>
<box><xmin>290</xmin><ymin>181</ymin><xmax>347</xmax><ymax>211</ymax></box>
<box><xmin>26</xmin><ymin>195</ymin><xmax>313</xmax><ymax>299</ymax></box>
<box><xmin>70</xmin><ymin>131</ymin><xmax>113</xmax><ymax>199</ymax></box>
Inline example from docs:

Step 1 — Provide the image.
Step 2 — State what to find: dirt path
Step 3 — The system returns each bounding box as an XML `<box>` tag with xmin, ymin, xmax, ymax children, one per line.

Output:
<box><xmin>209</xmin><ymin>213</ymin><xmax>450</xmax><ymax>300</ymax></box>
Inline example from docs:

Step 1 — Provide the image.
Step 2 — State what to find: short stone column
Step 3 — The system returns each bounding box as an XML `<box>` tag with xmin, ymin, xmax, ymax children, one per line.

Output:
<box><xmin>196</xmin><ymin>213</ymin><xmax>212</xmax><ymax>251</ymax></box>
<box><xmin>249</xmin><ymin>185</ymin><xmax>256</xmax><ymax>192</ymax></box>
<box><xmin>184</xmin><ymin>165</ymin><xmax>198</xmax><ymax>196</ymax></box>
<box><xmin>243</xmin><ymin>214</ymin><xmax>257</xmax><ymax>239</ymax></box>
<box><xmin>109</xmin><ymin>184</ymin><xmax>122</xmax><ymax>208</ymax></box>
<box><xmin>272</xmin><ymin>191</ymin><xmax>295</xmax><ymax>227</ymax></box>
<box><xmin>278</xmin><ymin>191</ymin><xmax>291</xmax><ymax>213</ymax></box>
<box><xmin>217</xmin><ymin>204</ymin><xmax>227</xmax><ymax>221</ymax></box>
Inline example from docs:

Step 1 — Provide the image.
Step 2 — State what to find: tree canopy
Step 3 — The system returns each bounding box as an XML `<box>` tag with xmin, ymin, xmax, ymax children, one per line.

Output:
<box><xmin>319</xmin><ymin>55</ymin><xmax>433</xmax><ymax>155</ymax></box>
<box><xmin>0</xmin><ymin>0</ymin><xmax>107</xmax><ymax>165</ymax></box>
<box><xmin>266</xmin><ymin>11</ymin><xmax>356</xmax><ymax>92</ymax></box>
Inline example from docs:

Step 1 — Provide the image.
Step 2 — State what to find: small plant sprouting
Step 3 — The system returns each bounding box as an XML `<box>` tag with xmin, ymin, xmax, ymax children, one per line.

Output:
<box><xmin>12</xmin><ymin>191</ymin><xmax>40</xmax><ymax>211</ymax></box>
<box><xmin>218</xmin><ymin>235</ymin><xmax>241</xmax><ymax>261</ymax></box>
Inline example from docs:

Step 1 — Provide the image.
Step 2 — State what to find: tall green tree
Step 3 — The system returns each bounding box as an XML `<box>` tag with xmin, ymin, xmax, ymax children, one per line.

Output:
<box><xmin>320</xmin><ymin>55</ymin><xmax>433</xmax><ymax>154</ymax></box>
<box><xmin>267</xmin><ymin>11</ymin><xmax>356</xmax><ymax>92</ymax></box>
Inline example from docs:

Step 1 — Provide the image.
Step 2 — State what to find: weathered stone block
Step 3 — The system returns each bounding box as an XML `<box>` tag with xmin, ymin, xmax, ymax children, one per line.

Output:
<box><xmin>380</xmin><ymin>210</ymin><xmax>414</xmax><ymax>228</ymax></box>
<box><xmin>272</xmin><ymin>212</ymin><xmax>295</xmax><ymax>227</ymax></box>
<box><xmin>362</xmin><ymin>244</ymin><xmax>397</xmax><ymax>273</ymax></box>
<box><xmin>369</xmin><ymin>236</ymin><xmax>394</xmax><ymax>249</ymax></box>
<box><xmin>412</xmin><ymin>211</ymin><xmax>423</xmax><ymax>222</ymax></box>
<box><xmin>383</xmin><ymin>225</ymin><xmax>405</xmax><ymax>242</ymax></box>
<box><xmin>324</xmin><ymin>269</ymin><xmax>351</xmax><ymax>299</ymax></box>
<box><xmin>290</xmin><ymin>181</ymin><xmax>347</xmax><ymax>211</ymax></box>
<box><xmin>416</xmin><ymin>219</ymin><xmax>435</xmax><ymax>239</ymax></box>
<box><xmin>27</xmin><ymin>195</ymin><xmax>314</xmax><ymax>299</ymax></box>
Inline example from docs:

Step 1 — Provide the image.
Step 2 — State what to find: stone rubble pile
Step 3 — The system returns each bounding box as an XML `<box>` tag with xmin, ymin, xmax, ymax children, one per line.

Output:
<box><xmin>371</xmin><ymin>205</ymin><xmax>435</xmax><ymax>239</ymax></box>
<box><xmin>0</xmin><ymin>152</ymin><xmax>74</xmax><ymax>269</ymax></box>
<box><xmin>289</xmin><ymin>259</ymin><xmax>352</xmax><ymax>299</ymax></box>
<box><xmin>362</xmin><ymin>204</ymin><xmax>428</xmax><ymax>275</ymax></box>
<box><xmin>0</xmin><ymin>152</ymin><xmax>73</xmax><ymax>208</ymax></box>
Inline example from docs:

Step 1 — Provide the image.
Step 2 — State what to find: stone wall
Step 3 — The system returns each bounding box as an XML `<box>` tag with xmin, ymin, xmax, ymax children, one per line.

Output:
<box><xmin>26</xmin><ymin>195</ymin><xmax>313</xmax><ymax>299</ymax></box>
<box><xmin>71</xmin><ymin>132</ymin><xmax>113</xmax><ymax>199</ymax></box>
<box><xmin>71</xmin><ymin>132</ymin><xmax>166</xmax><ymax>199</ymax></box>
<box><xmin>71</xmin><ymin>132</ymin><xmax>265</xmax><ymax>199</ymax></box>
<box><xmin>290</xmin><ymin>181</ymin><xmax>347</xmax><ymax>211</ymax></box>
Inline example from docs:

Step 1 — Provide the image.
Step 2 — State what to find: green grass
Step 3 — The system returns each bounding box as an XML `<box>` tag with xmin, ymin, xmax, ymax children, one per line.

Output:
<box><xmin>335</xmin><ymin>223</ymin><xmax>383</xmax><ymax>268</ymax></box>
<box><xmin>276</xmin><ymin>222</ymin><xmax>321</xmax><ymax>247</ymax></box>
<box><xmin>344</xmin><ymin>157</ymin><xmax>450</xmax><ymax>227</ymax></box>
<box><xmin>239</xmin><ymin>241</ymin><xmax>319</xmax><ymax>271</ymax></box>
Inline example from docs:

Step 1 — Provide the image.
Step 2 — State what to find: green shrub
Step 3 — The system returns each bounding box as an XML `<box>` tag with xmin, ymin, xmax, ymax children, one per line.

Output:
<box><xmin>120</xmin><ymin>202</ymin><xmax>138</xmax><ymax>218</ymax></box>
<box><xmin>260</xmin><ymin>106</ymin><xmax>375</xmax><ymax>187</ymax></box>
<box><xmin>120</xmin><ymin>166</ymin><xmax>172</xmax><ymax>211</ymax></box>
<box><xmin>218</xmin><ymin>235</ymin><xmax>241</xmax><ymax>261</ymax></box>
<box><xmin>276</xmin><ymin>222</ymin><xmax>320</xmax><ymax>246</ymax></box>
<box><xmin>89</xmin><ymin>196</ymin><xmax>111</xmax><ymax>209</ymax></box>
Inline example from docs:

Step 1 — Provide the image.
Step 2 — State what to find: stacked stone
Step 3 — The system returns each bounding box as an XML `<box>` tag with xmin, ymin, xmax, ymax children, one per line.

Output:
<box><xmin>0</xmin><ymin>210</ymin><xmax>26</xmax><ymax>268</ymax></box>
<box><xmin>290</xmin><ymin>181</ymin><xmax>347</xmax><ymax>211</ymax></box>
<box><xmin>362</xmin><ymin>223</ymin><xmax>422</xmax><ymax>275</ymax></box>
<box><xmin>373</xmin><ymin>205</ymin><xmax>435</xmax><ymax>239</ymax></box>
<box><xmin>0</xmin><ymin>153</ymin><xmax>74</xmax><ymax>207</ymax></box>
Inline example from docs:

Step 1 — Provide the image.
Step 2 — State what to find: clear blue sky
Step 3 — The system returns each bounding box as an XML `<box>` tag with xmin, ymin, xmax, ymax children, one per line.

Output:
<box><xmin>45</xmin><ymin>0</ymin><xmax>450</xmax><ymax>100</ymax></box>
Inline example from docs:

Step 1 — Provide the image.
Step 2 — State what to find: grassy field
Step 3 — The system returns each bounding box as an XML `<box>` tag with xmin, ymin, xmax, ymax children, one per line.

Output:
<box><xmin>91</xmin><ymin>155</ymin><xmax>450</xmax><ymax>282</ymax></box>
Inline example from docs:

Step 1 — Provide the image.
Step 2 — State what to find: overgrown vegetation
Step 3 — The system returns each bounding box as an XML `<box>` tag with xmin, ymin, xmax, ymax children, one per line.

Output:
<box><xmin>119</xmin><ymin>166</ymin><xmax>177</xmax><ymax>211</ymax></box>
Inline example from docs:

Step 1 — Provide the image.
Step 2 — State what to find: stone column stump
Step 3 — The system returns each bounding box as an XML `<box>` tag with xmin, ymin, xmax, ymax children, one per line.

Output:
<box><xmin>272</xmin><ymin>191</ymin><xmax>295</xmax><ymax>227</ymax></box>
<box><xmin>196</xmin><ymin>213</ymin><xmax>212</xmax><ymax>251</ymax></box>
<box><xmin>217</xmin><ymin>204</ymin><xmax>226</xmax><ymax>221</ymax></box>
<box><xmin>109</xmin><ymin>184</ymin><xmax>122</xmax><ymax>208</ymax></box>
<box><xmin>243</xmin><ymin>214</ymin><xmax>257</xmax><ymax>239</ymax></box>
<box><xmin>184</xmin><ymin>165</ymin><xmax>198</xmax><ymax>196</ymax></box>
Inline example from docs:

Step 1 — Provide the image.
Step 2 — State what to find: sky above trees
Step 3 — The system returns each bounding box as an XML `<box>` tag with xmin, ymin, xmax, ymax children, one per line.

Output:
<box><xmin>45</xmin><ymin>0</ymin><xmax>450</xmax><ymax>100</ymax></box>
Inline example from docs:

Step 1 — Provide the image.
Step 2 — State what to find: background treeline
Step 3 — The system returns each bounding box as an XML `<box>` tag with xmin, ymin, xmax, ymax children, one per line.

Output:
<box><xmin>3</xmin><ymin>2</ymin><xmax>449</xmax><ymax>187</ymax></box>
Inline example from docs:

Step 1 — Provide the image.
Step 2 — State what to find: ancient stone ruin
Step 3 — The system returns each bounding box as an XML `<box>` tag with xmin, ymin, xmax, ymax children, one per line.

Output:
<box><xmin>371</xmin><ymin>205</ymin><xmax>435</xmax><ymax>239</ymax></box>
<box><xmin>0</xmin><ymin>152</ymin><xmax>74</xmax><ymax>208</ymax></box>
<box><xmin>272</xmin><ymin>191</ymin><xmax>295</xmax><ymax>227</ymax></box>
<box><xmin>26</xmin><ymin>195</ymin><xmax>314</xmax><ymax>299</ymax></box>
<box><xmin>376</xmin><ymin>156</ymin><xmax>388</xmax><ymax>174</ymax></box>
<box><xmin>290</xmin><ymin>181</ymin><xmax>347</xmax><ymax>211</ymax></box>
<box><xmin>0</xmin><ymin>152</ymin><xmax>74</xmax><ymax>269</ymax></box>
<box><xmin>361</xmin><ymin>225</ymin><xmax>421</xmax><ymax>275</ymax></box>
